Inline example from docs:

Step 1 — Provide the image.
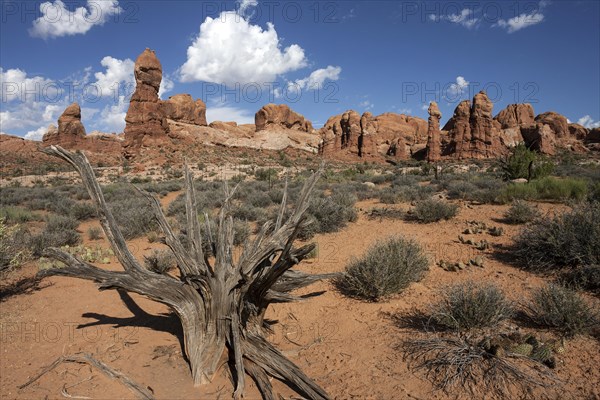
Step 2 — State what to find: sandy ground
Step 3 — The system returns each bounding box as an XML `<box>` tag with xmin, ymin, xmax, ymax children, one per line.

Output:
<box><xmin>1</xmin><ymin>198</ymin><xmax>599</xmax><ymax>400</ymax></box>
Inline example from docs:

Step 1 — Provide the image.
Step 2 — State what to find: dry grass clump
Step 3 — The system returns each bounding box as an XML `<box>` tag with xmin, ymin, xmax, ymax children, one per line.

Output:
<box><xmin>144</xmin><ymin>249</ymin><xmax>177</xmax><ymax>274</ymax></box>
<box><xmin>525</xmin><ymin>284</ymin><xmax>600</xmax><ymax>337</ymax></box>
<box><xmin>412</xmin><ymin>199</ymin><xmax>459</xmax><ymax>223</ymax></box>
<box><xmin>430</xmin><ymin>281</ymin><xmax>514</xmax><ymax>331</ymax></box>
<box><xmin>400</xmin><ymin>335</ymin><xmax>560</xmax><ymax>399</ymax></box>
<box><xmin>503</xmin><ymin>200</ymin><xmax>541</xmax><ymax>224</ymax></box>
<box><xmin>335</xmin><ymin>235</ymin><xmax>428</xmax><ymax>301</ymax></box>
<box><xmin>514</xmin><ymin>201</ymin><xmax>600</xmax><ymax>270</ymax></box>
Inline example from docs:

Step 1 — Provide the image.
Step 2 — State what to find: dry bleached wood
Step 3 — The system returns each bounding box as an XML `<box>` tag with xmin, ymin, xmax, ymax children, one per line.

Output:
<box><xmin>18</xmin><ymin>352</ymin><xmax>154</xmax><ymax>400</ymax></box>
<box><xmin>38</xmin><ymin>145</ymin><xmax>336</xmax><ymax>400</ymax></box>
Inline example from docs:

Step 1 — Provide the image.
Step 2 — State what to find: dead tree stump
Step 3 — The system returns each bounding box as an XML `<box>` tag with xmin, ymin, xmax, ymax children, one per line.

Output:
<box><xmin>38</xmin><ymin>146</ymin><xmax>336</xmax><ymax>400</ymax></box>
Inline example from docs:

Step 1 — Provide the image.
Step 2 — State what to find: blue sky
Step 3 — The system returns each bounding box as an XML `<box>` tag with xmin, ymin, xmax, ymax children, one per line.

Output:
<box><xmin>1</xmin><ymin>0</ymin><xmax>599</xmax><ymax>140</ymax></box>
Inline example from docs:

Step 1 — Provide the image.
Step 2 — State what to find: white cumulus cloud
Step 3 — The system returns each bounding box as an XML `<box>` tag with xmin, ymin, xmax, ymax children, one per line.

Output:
<box><xmin>96</xmin><ymin>95</ymin><xmax>127</xmax><ymax>132</ymax></box>
<box><xmin>430</xmin><ymin>8</ymin><xmax>480</xmax><ymax>29</ymax></box>
<box><xmin>179</xmin><ymin>9</ymin><xmax>307</xmax><ymax>86</ymax></box>
<box><xmin>446</xmin><ymin>76</ymin><xmax>470</xmax><ymax>98</ymax></box>
<box><xmin>24</xmin><ymin>126</ymin><xmax>49</xmax><ymax>141</ymax></box>
<box><xmin>493</xmin><ymin>1</ymin><xmax>547</xmax><ymax>33</ymax></box>
<box><xmin>578</xmin><ymin>115</ymin><xmax>600</xmax><ymax>129</ymax></box>
<box><xmin>206</xmin><ymin>106</ymin><xmax>254</xmax><ymax>124</ymax></box>
<box><xmin>93</xmin><ymin>56</ymin><xmax>135</xmax><ymax>97</ymax></box>
<box><xmin>1</xmin><ymin>68</ymin><xmax>56</xmax><ymax>103</ymax></box>
<box><xmin>30</xmin><ymin>0</ymin><xmax>121</xmax><ymax>39</ymax></box>
<box><xmin>288</xmin><ymin>66</ymin><xmax>341</xmax><ymax>91</ymax></box>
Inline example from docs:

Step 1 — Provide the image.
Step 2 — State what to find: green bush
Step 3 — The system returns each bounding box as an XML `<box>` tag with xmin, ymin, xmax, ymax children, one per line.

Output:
<box><xmin>499</xmin><ymin>143</ymin><xmax>554</xmax><ymax>181</ymax></box>
<box><xmin>412</xmin><ymin>199</ymin><xmax>459</xmax><ymax>223</ymax></box>
<box><xmin>336</xmin><ymin>235</ymin><xmax>429</xmax><ymax>301</ymax></box>
<box><xmin>503</xmin><ymin>200</ymin><xmax>541</xmax><ymax>224</ymax></box>
<box><xmin>431</xmin><ymin>281</ymin><xmax>513</xmax><ymax>330</ymax></box>
<box><xmin>499</xmin><ymin>177</ymin><xmax>588</xmax><ymax>203</ymax></box>
<box><xmin>0</xmin><ymin>206</ymin><xmax>40</xmax><ymax>223</ymax></box>
<box><xmin>525</xmin><ymin>284</ymin><xmax>599</xmax><ymax>337</ymax></box>
<box><xmin>514</xmin><ymin>201</ymin><xmax>600</xmax><ymax>269</ymax></box>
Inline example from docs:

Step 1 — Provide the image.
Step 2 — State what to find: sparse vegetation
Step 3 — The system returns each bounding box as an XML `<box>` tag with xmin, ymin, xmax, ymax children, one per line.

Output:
<box><xmin>525</xmin><ymin>284</ymin><xmax>599</xmax><ymax>337</ymax></box>
<box><xmin>514</xmin><ymin>201</ymin><xmax>600</xmax><ymax>269</ymax></box>
<box><xmin>561</xmin><ymin>265</ymin><xmax>600</xmax><ymax>295</ymax></box>
<box><xmin>336</xmin><ymin>235</ymin><xmax>429</xmax><ymax>301</ymax></box>
<box><xmin>431</xmin><ymin>281</ymin><xmax>514</xmax><ymax>330</ymax></box>
<box><xmin>503</xmin><ymin>200</ymin><xmax>541</xmax><ymax>224</ymax></box>
<box><xmin>144</xmin><ymin>249</ymin><xmax>176</xmax><ymax>274</ymax></box>
<box><xmin>412</xmin><ymin>199</ymin><xmax>459</xmax><ymax>223</ymax></box>
<box><xmin>30</xmin><ymin>215</ymin><xmax>81</xmax><ymax>257</ymax></box>
<box><xmin>499</xmin><ymin>143</ymin><xmax>554</xmax><ymax>181</ymax></box>
<box><xmin>87</xmin><ymin>226</ymin><xmax>102</xmax><ymax>241</ymax></box>
<box><xmin>401</xmin><ymin>335</ymin><xmax>560</xmax><ymax>399</ymax></box>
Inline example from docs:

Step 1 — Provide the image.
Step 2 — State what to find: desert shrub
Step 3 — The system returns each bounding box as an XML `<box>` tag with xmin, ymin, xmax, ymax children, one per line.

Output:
<box><xmin>560</xmin><ymin>265</ymin><xmax>600</xmax><ymax>295</ymax></box>
<box><xmin>30</xmin><ymin>215</ymin><xmax>80</xmax><ymax>257</ymax></box>
<box><xmin>412</xmin><ymin>199</ymin><xmax>459</xmax><ymax>223</ymax></box>
<box><xmin>499</xmin><ymin>143</ymin><xmax>554</xmax><ymax>181</ymax></box>
<box><xmin>87</xmin><ymin>226</ymin><xmax>103</xmax><ymax>241</ymax></box>
<box><xmin>503</xmin><ymin>200</ymin><xmax>541</xmax><ymax>224</ymax></box>
<box><xmin>246</xmin><ymin>191</ymin><xmax>273</xmax><ymax>208</ymax></box>
<box><xmin>431</xmin><ymin>281</ymin><xmax>514</xmax><ymax>330</ymax></box>
<box><xmin>144</xmin><ymin>249</ymin><xmax>176</xmax><ymax>274</ymax></box>
<box><xmin>379</xmin><ymin>188</ymin><xmax>399</xmax><ymax>204</ymax></box>
<box><xmin>336</xmin><ymin>235</ymin><xmax>429</xmax><ymax>301</ymax></box>
<box><xmin>532</xmin><ymin>177</ymin><xmax>587</xmax><ymax>201</ymax></box>
<box><xmin>108</xmin><ymin>196</ymin><xmax>157</xmax><ymax>239</ymax></box>
<box><xmin>499</xmin><ymin>177</ymin><xmax>588</xmax><ymax>203</ymax></box>
<box><xmin>140</xmin><ymin>180</ymin><xmax>183</xmax><ymax>194</ymax></box>
<box><xmin>0</xmin><ymin>219</ymin><xmax>30</xmax><ymax>273</ymax></box>
<box><xmin>305</xmin><ymin>192</ymin><xmax>357</xmax><ymax>237</ymax></box>
<box><xmin>0</xmin><ymin>206</ymin><xmax>40</xmax><ymax>223</ymax></box>
<box><xmin>254</xmin><ymin>168</ymin><xmax>278</xmax><ymax>182</ymax></box>
<box><xmin>70</xmin><ymin>202</ymin><xmax>96</xmax><ymax>221</ymax></box>
<box><xmin>445</xmin><ymin>180</ymin><xmax>478</xmax><ymax>200</ymax></box>
<box><xmin>231</xmin><ymin>204</ymin><xmax>267</xmax><ymax>221</ymax></box>
<box><xmin>514</xmin><ymin>201</ymin><xmax>600</xmax><ymax>269</ymax></box>
<box><xmin>525</xmin><ymin>284</ymin><xmax>599</xmax><ymax>337</ymax></box>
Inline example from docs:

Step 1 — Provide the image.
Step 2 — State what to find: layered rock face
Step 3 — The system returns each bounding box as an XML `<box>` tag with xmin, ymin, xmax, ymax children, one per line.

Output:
<box><xmin>426</xmin><ymin>102</ymin><xmax>442</xmax><ymax>162</ymax></box>
<box><xmin>163</xmin><ymin>94</ymin><xmax>207</xmax><ymax>125</ymax></box>
<box><xmin>123</xmin><ymin>49</ymin><xmax>169</xmax><ymax>154</ymax></box>
<box><xmin>535</xmin><ymin>112</ymin><xmax>569</xmax><ymax>138</ymax></box>
<box><xmin>255</xmin><ymin>104</ymin><xmax>313</xmax><ymax>132</ymax></box>
<box><xmin>444</xmin><ymin>91</ymin><xmax>506</xmax><ymax>159</ymax></box>
<box><xmin>494</xmin><ymin>103</ymin><xmax>535</xmax><ymax>129</ymax></box>
<box><xmin>43</xmin><ymin>102</ymin><xmax>86</xmax><ymax>145</ymax></box>
<box><xmin>123</xmin><ymin>49</ymin><xmax>210</xmax><ymax>157</ymax></box>
<box><xmin>319</xmin><ymin>111</ymin><xmax>427</xmax><ymax>160</ymax></box>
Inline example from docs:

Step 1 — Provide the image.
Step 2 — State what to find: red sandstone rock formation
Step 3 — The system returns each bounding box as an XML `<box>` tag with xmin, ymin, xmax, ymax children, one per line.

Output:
<box><xmin>43</xmin><ymin>103</ymin><xmax>86</xmax><ymax>145</ymax></box>
<box><xmin>535</xmin><ymin>112</ymin><xmax>569</xmax><ymax>138</ymax></box>
<box><xmin>494</xmin><ymin>103</ymin><xmax>535</xmax><ymax>129</ymax></box>
<box><xmin>319</xmin><ymin>111</ymin><xmax>427</xmax><ymax>160</ymax></box>
<box><xmin>123</xmin><ymin>49</ymin><xmax>169</xmax><ymax>156</ymax></box>
<box><xmin>255</xmin><ymin>104</ymin><xmax>313</xmax><ymax>132</ymax></box>
<box><xmin>163</xmin><ymin>94</ymin><xmax>207</xmax><ymax>126</ymax></box>
<box><xmin>426</xmin><ymin>101</ymin><xmax>442</xmax><ymax>162</ymax></box>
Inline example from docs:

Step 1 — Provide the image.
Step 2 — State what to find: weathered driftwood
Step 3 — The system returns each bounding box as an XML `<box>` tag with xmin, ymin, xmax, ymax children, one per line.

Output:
<box><xmin>38</xmin><ymin>146</ymin><xmax>335</xmax><ymax>400</ymax></box>
<box><xmin>19</xmin><ymin>352</ymin><xmax>155</xmax><ymax>400</ymax></box>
